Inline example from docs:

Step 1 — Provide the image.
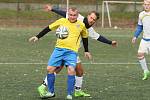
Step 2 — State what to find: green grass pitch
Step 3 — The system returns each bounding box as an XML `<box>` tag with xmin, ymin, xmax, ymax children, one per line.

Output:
<box><xmin>0</xmin><ymin>27</ymin><xmax>150</xmax><ymax>100</ymax></box>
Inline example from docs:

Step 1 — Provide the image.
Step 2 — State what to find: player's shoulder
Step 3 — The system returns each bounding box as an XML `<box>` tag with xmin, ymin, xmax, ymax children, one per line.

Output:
<box><xmin>56</xmin><ymin>18</ymin><xmax>68</xmax><ymax>23</ymax></box>
<box><xmin>58</xmin><ymin>18</ymin><xmax>67</xmax><ymax>21</ymax></box>
<box><xmin>77</xmin><ymin>20</ymin><xmax>86</xmax><ymax>27</ymax></box>
<box><xmin>56</xmin><ymin>18</ymin><xmax>67</xmax><ymax>22</ymax></box>
<box><xmin>77</xmin><ymin>14</ymin><xmax>84</xmax><ymax>22</ymax></box>
<box><xmin>139</xmin><ymin>11</ymin><xmax>146</xmax><ymax>17</ymax></box>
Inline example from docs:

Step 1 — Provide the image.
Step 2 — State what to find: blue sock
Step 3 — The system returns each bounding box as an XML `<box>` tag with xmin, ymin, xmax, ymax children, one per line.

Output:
<box><xmin>47</xmin><ymin>73</ymin><xmax>55</xmax><ymax>93</ymax></box>
<box><xmin>67</xmin><ymin>75</ymin><xmax>75</xmax><ymax>95</ymax></box>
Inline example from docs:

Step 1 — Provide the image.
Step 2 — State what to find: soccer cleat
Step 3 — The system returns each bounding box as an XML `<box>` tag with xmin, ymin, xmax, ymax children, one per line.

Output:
<box><xmin>66</xmin><ymin>95</ymin><xmax>72</xmax><ymax>100</ymax></box>
<box><xmin>142</xmin><ymin>71</ymin><xmax>150</xmax><ymax>80</ymax></box>
<box><xmin>74</xmin><ymin>90</ymin><xmax>91</xmax><ymax>97</ymax></box>
<box><xmin>41</xmin><ymin>92</ymin><xmax>55</xmax><ymax>99</ymax></box>
<box><xmin>37</xmin><ymin>84</ymin><xmax>48</xmax><ymax>98</ymax></box>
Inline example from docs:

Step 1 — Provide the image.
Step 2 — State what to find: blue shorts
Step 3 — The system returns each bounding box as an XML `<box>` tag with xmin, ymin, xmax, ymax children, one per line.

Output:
<box><xmin>48</xmin><ymin>48</ymin><xmax>77</xmax><ymax>68</ymax></box>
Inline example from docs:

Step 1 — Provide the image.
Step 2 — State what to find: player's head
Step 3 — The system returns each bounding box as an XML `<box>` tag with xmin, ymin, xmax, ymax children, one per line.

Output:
<box><xmin>87</xmin><ymin>11</ymin><xmax>100</xmax><ymax>26</ymax></box>
<box><xmin>68</xmin><ymin>7</ymin><xmax>79</xmax><ymax>23</ymax></box>
<box><xmin>143</xmin><ymin>0</ymin><xmax>150</xmax><ymax>12</ymax></box>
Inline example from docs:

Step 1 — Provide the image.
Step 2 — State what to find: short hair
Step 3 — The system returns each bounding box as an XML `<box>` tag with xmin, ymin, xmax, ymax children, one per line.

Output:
<box><xmin>144</xmin><ymin>0</ymin><xmax>150</xmax><ymax>2</ymax></box>
<box><xmin>144</xmin><ymin>0</ymin><xmax>150</xmax><ymax>4</ymax></box>
<box><xmin>88</xmin><ymin>11</ymin><xmax>100</xmax><ymax>20</ymax></box>
<box><xmin>68</xmin><ymin>7</ymin><xmax>78</xmax><ymax>13</ymax></box>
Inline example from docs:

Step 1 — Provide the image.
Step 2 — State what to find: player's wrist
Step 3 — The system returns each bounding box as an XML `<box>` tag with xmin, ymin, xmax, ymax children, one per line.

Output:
<box><xmin>35</xmin><ymin>36</ymin><xmax>40</xmax><ymax>39</ymax></box>
<box><xmin>84</xmin><ymin>48</ymin><xmax>89</xmax><ymax>52</ymax></box>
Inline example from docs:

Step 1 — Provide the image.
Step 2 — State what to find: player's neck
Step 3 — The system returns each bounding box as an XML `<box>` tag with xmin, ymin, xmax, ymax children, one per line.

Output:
<box><xmin>145</xmin><ymin>10</ymin><xmax>150</xmax><ymax>12</ymax></box>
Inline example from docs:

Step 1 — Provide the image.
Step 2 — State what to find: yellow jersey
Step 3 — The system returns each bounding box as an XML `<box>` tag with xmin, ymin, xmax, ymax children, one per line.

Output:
<box><xmin>49</xmin><ymin>18</ymin><xmax>88</xmax><ymax>52</ymax></box>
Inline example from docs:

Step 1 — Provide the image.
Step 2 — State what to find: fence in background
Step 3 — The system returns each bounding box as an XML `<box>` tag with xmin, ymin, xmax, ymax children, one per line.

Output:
<box><xmin>0</xmin><ymin>0</ymin><xmax>143</xmax><ymax>28</ymax></box>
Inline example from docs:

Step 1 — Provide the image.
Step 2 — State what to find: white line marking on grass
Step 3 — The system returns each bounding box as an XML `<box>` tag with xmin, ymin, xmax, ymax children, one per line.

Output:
<box><xmin>0</xmin><ymin>62</ymin><xmax>140</xmax><ymax>65</ymax></box>
<box><xmin>83</xmin><ymin>62</ymin><xmax>139</xmax><ymax>65</ymax></box>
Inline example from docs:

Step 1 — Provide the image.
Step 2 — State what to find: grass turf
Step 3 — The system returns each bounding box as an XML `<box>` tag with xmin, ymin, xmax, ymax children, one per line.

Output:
<box><xmin>0</xmin><ymin>27</ymin><xmax>150</xmax><ymax>100</ymax></box>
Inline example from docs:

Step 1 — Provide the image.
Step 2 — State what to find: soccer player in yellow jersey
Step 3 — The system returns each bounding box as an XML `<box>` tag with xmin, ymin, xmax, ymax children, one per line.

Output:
<box><xmin>38</xmin><ymin>4</ymin><xmax>117</xmax><ymax>98</ymax></box>
<box><xmin>29</xmin><ymin>7</ymin><xmax>91</xmax><ymax>100</ymax></box>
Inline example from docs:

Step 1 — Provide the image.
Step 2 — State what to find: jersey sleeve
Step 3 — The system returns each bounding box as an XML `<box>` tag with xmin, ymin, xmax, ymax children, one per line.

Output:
<box><xmin>133</xmin><ymin>12</ymin><xmax>143</xmax><ymax>38</ymax></box>
<box><xmin>49</xmin><ymin>18</ymin><xmax>62</xmax><ymax>30</ymax></box>
<box><xmin>138</xmin><ymin>12</ymin><xmax>143</xmax><ymax>25</ymax></box>
<box><xmin>51</xmin><ymin>8</ymin><xmax>66</xmax><ymax>17</ymax></box>
<box><xmin>88</xmin><ymin>27</ymin><xmax>112</xmax><ymax>44</ymax></box>
<box><xmin>36</xmin><ymin>26</ymin><xmax>51</xmax><ymax>39</ymax></box>
<box><xmin>77</xmin><ymin>14</ymin><xmax>84</xmax><ymax>22</ymax></box>
<box><xmin>88</xmin><ymin>27</ymin><xmax>100</xmax><ymax>40</ymax></box>
<box><xmin>80</xmin><ymin>25</ymin><xmax>88</xmax><ymax>38</ymax></box>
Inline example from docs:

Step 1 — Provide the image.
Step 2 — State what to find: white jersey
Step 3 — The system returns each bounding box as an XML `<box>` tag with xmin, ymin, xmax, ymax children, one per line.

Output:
<box><xmin>66</xmin><ymin>13</ymin><xmax>100</xmax><ymax>40</ymax></box>
<box><xmin>138</xmin><ymin>11</ymin><xmax>150</xmax><ymax>39</ymax></box>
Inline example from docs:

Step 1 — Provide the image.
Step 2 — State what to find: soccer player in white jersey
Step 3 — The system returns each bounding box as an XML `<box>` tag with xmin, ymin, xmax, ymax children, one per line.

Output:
<box><xmin>37</xmin><ymin>4</ymin><xmax>117</xmax><ymax>97</ymax></box>
<box><xmin>132</xmin><ymin>0</ymin><xmax>150</xmax><ymax>80</ymax></box>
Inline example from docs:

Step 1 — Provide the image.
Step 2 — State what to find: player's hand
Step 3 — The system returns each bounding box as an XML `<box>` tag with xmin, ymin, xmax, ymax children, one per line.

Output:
<box><xmin>44</xmin><ymin>4</ymin><xmax>52</xmax><ymax>12</ymax></box>
<box><xmin>132</xmin><ymin>37</ymin><xmax>137</xmax><ymax>44</ymax></box>
<box><xmin>29</xmin><ymin>36</ymin><xmax>38</xmax><ymax>42</ymax></box>
<box><xmin>84</xmin><ymin>52</ymin><xmax>92</xmax><ymax>60</ymax></box>
<box><xmin>111</xmin><ymin>41</ymin><xmax>117</xmax><ymax>47</ymax></box>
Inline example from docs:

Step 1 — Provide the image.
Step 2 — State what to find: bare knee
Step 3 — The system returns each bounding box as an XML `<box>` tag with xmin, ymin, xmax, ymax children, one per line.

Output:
<box><xmin>47</xmin><ymin>66</ymin><xmax>56</xmax><ymax>73</ymax></box>
<box><xmin>68</xmin><ymin>66</ymin><xmax>76</xmax><ymax>75</ymax></box>
<box><xmin>137</xmin><ymin>53</ymin><xmax>145</xmax><ymax>60</ymax></box>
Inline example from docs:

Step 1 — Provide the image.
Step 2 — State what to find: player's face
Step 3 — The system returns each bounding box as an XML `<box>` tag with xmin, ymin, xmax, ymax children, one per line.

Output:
<box><xmin>143</xmin><ymin>0</ymin><xmax>150</xmax><ymax>12</ymax></box>
<box><xmin>87</xmin><ymin>13</ymin><xmax>97</xmax><ymax>26</ymax></box>
<box><xmin>68</xmin><ymin>9</ymin><xmax>78</xmax><ymax>23</ymax></box>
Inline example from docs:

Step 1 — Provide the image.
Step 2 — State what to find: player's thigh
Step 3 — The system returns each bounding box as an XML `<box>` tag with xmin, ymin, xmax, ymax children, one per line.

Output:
<box><xmin>48</xmin><ymin>48</ymin><xmax>64</xmax><ymax>67</ymax></box>
<box><xmin>147</xmin><ymin>41</ymin><xmax>150</xmax><ymax>53</ymax></box>
<box><xmin>138</xmin><ymin>39</ymin><xmax>150</xmax><ymax>54</ymax></box>
<box><xmin>64</xmin><ymin>50</ymin><xmax>77</xmax><ymax>67</ymax></box>
<box><xmin>76</xmin><ymin>56</ymin><xmax>83</xmax><ymax>72</ymax></box>
<box><xmin>75</xmin><ymin>56</ymin><xmax>84</xmax><ymax>76</ymax></box>
<box><xmin>75</xmin><ymin>62</ymin><xmax>84</xmax><ymax>76</ymax></box>
<box><xmin>55</xmin><ymin>66</ymin><xmax>64</xmax><ymax>74</ymax></box>
<box><xmin>76</xmin><ymin>56</ymin><xmax>81</xmax><ymax>63</ymax></box>
<box><xmin>67</xmin><ymin>66</ymin><xmax>76</xmax><ymax>75</ymax></box>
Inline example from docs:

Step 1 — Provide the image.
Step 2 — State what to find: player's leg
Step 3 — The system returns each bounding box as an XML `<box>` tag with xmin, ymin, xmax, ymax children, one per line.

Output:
<box><xmin>138</xmin><ymin>40</ymin><xmax>150</xmax><ymax>80</ymax></box>
<box><xmin>74</xmin><ymin>56</ymin><xmax>90</xmax><ymax>97</ymax></box>
<box><xmin>38</xmin><ymin>48</ymin><xmax>63</xmax><ymax>98</ymax></box>
<box><xmin>64</xmin><ymin>50</ymin><xmax>77</xmax><ymax>100</ymax></box>
<box><xmin>137</xmin><ymin>53</ymin><xmax>150</xmax><ymax>80</ymax></box>
<box><xmin>37</xmin><ymin>66</ymin><xmax>63</xmax><ymax>98</ymax></box>
<box><xmin>38</xmin><ymin>65</ymin><xmax>56</xmax><ymax>99</ymax></box>
<box><xmin>37</xmin><ymin>66</ymin><xmax>63</xmax><ymax>96</ymax></box>
<box><xmin>75</xmin><ymin>62</ymin><xmax>83</xmax><ymax>90</ymax></box>
<box><xmin>45</xmin><ymin>66</ymin><xmax>56</xmax><ymax>97</ymax></box>
<box><xmin>67</xmin><ymin>66</ymin><xmax>76</xmax><ymax>99</ymax></box>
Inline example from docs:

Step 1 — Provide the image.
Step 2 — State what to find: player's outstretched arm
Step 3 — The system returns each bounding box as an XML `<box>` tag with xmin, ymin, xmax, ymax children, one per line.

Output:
<box><xmin>29</xmin><ymin>26</ymin><xmax>51</xmax><ymax>42</ymax></box>
<box><xmin>44</xmin><ymin>4</ymin><xmax>66</xmax><ymax>17</ymax></box>
<box><xmin>88</xmin><ymin>27</ymin><xmax>117</xmax><ymax>47</ymax></box>
<box><xmin>97</xmin><ymin>35</ymin><xmax>117</xmax><ymax>47</ymax></box>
